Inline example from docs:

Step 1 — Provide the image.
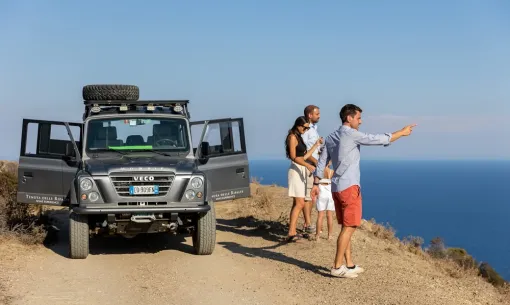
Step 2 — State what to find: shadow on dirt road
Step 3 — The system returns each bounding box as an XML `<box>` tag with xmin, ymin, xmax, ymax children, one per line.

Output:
<box><xmin>44</xmin><ymin>210</ymin><xmax>194</xmax><ymax>259</ymax></box>
<box><xmin>216</xmin><ymin>217</ymin><xmax>333</xmax><ymax>277</ymax></box>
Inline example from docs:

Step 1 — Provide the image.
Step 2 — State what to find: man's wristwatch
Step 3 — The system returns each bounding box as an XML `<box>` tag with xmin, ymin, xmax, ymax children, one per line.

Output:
<box><xmin>313</xmin><ymin>182</ymin><xmax>319</xmax><ymax>186</ymax></box>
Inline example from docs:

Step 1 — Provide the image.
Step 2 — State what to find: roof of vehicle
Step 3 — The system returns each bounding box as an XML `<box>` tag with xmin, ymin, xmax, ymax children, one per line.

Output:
<box><xmin>83</xmin><ymin>100</ymin><xmax>191</xmax><ymax>120</ymax></box>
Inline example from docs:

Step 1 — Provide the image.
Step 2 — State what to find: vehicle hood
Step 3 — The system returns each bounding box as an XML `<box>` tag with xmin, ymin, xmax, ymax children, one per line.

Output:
<box><xmin>84</xmin><ymin>155</ymin><xmax>196</xmax><ymax>175</ymax></box>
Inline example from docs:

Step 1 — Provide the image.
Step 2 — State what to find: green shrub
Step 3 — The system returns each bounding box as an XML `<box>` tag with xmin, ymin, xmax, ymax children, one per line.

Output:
<box><xmin>479</xmin><ymin>262</ymin><xmax>507</xmax><ymax>287</ymax></box>
<box><xmin>0</xmin><ymin>170</ymin><xmax>46</xmax><ymax>243</ymax></box>
<box><xmin>446</xmin><ymin>247</ymin><xmax>478</xmax><ymax>270</ymax></box>
<box><xmin>426</xmin><ymin>237</ymin><xmax>447</xmax><ymax>259</ymax></box>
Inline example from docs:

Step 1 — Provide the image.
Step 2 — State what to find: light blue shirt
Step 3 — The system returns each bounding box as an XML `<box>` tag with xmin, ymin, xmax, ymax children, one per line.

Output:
<box><xmin>301</xmin><ymin>123</ymin><xmax>321</xmax><ymax>161</ymax></box>
<box><xmin>314</xmin><ymin>125</ymin><xmax>392</xmax><ymax>193</ymax></box>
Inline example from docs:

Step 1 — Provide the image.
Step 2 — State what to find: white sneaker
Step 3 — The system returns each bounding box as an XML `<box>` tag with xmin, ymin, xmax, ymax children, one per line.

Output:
<box><xmin>330</xmin><ymin>265</ymin><xmax>358</xmax><ymax>278</ymax></box>
<box><xmin>348</xmin><ymin>265</ymin><xmax>364</xmax><ymax>274</ymax></box>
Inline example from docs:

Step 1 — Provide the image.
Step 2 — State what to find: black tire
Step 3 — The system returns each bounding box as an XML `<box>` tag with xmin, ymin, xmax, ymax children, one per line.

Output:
<box><xmin>192</xmin><ymin>201</ymin><xmax>216</xmax><ymax>255</ymax></box>
<box><xmin>69</xmin><ymin>212</ymin><xmax>89</xmax><ymax>259</ymax></box>
<box><xmin>82</xmin><ymin>84</ymin><xmax>139</xmax><ymax>101</ymax></box>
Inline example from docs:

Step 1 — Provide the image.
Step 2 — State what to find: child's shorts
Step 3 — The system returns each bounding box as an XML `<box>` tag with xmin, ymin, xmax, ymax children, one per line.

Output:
<box><xmin>316</xmin><ymin>195</ymin><xmax>335</xmax><ymax>211</ymax></box>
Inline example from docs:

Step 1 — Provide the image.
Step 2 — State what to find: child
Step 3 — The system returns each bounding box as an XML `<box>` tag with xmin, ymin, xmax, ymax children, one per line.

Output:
<box><xmin>314</xmin><ymin>160</ymin><xmax>335</xmax><ymax>241</ymax></box>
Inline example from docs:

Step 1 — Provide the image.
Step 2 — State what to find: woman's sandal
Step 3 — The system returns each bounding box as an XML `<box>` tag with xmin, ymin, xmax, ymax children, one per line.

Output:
<box><xmin>286</xmin><ymin>235</ymin><xmax>303</xmax><ymax>243</ymax></box>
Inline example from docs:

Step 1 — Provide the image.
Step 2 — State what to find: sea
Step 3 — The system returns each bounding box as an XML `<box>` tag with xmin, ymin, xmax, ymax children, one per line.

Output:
<box><xmin>248</xmin><ymin>159</ymin><xmax>510</xmax><ymax>281</ymax></box>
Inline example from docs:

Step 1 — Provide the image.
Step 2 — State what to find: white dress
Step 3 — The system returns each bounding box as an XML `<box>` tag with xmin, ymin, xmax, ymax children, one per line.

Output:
<box><xmin>316</xmin><ymin>178</ymin><xmax>335</xmax><ymax>211</ymax></box>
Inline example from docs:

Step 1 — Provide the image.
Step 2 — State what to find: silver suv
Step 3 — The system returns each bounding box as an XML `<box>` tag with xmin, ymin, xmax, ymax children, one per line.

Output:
<box><xmin>16</xmin><ymin>84</ymin><xmax>250</xmax><ymax>259</ymax></box>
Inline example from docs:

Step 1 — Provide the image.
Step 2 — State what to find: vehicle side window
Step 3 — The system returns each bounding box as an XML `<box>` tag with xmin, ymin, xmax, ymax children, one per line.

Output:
<box><xmin>24</xmin><ymin>122</ymin><xmax>38</xmax><ymax>155</ymax></box>
<box><xmin>22</xmin><ymin>121</ymin><xmax>82</xmax><ymax>158</ymax></box>
<box><xmin>202</xmin><ymin>120</ymin><xmax>245</xmax><ymax>156</ymax></box>
<box><xmin>190</xmin><ymin>123</ymin><xmax>204</xmax><ymax>155</ymax></box>
<box><xmin>45</xmin><ymin>125</ymin><xmax>81</xmax><ymax>156</ymax></box>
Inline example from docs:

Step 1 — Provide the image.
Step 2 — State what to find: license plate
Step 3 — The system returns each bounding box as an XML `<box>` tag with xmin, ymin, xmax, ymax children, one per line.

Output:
<box><xmin>133</xmin><ymin>213</ymin><xmax>154</xmax><ymax>217</ymax></box>
<box><xmin>129</xmin><ymin>185</ymin><xmax>159</xmax><ymax>195</ymax></box>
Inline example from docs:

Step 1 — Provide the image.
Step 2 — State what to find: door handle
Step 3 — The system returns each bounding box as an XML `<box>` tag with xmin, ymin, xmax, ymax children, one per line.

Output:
<box><xmin>236</xmin><ymin>168</ymin><xmax>246</xmax><ymax>178</ymax></box>
<box><xmin>22</xmin><ymin>172</ymin><xmax>33</xmax><ymax>184</ymax></box>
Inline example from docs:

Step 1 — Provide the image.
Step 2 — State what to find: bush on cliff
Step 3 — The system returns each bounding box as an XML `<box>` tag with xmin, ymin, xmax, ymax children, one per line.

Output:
<box><xmin>0</xmin><ymin>162</ymin><xmax>46</xmax><ymax>244</ymax></box>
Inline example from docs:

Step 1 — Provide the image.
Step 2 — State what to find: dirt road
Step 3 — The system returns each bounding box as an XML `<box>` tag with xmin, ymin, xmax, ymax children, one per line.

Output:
<box><xmin>1</xmin><ymin>197</ymin><xmax>508</xmax><ymax>305</ymax></box>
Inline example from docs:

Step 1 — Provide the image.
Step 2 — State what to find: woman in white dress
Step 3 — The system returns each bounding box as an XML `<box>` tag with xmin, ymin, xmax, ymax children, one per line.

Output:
<box><xmin>284</xmin><ymin>116</ymin><xmax>322</xmax><ymax>242</ymax></box>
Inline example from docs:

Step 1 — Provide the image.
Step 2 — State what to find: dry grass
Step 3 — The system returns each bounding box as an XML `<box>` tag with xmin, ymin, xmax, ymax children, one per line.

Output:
<box><xmin>0</xmin><ymin>161</ymin><xmax>48</xmax><ymax>245</ymax></box>
<box><xmin>360</xmin><ymin>218</ymin><xmax>398</xmax><ymax>242</ymax></box>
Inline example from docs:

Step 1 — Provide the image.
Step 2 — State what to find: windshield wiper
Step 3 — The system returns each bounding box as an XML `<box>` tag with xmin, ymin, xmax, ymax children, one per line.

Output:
<box><xmin>99</xmin><ymin>149</ymin><xmax>130</xmax><ymax>156</ymax></box>
<box><xmin>140</xmin><ymin>149</ymin><xmax>172</xmax><ymax>157</ymax></box>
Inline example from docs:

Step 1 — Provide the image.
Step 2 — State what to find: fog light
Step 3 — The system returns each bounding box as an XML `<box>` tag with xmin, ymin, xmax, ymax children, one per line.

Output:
<box><xmin>81</xmin><ymin>194</ymin><xmax>87</xmax><ymax>200</ymax></box>
<box><xmin>185</xmin><ymin>190</ymin><xmax>196</xmax><ymax>200</ymax></box>
<box><xmin>89</xmin><ymin>192</ymin><xmax>99</xmax><ymax>202</ymax></box>
<box><xmin>196</xmin><ymin>192</ymin><xmax>203</xmax><ymax>198</ymax></box>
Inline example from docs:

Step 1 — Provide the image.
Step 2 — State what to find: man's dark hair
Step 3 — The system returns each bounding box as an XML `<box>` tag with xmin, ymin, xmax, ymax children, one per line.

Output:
<box><xmin>339</xmin><ymin>104</ymin><xmax>362</xmax><ymax>123</ymax></box>
<box><xmin>304</xmin><ymin>105</ymin><xmax>319</xmax><ymax>121</ymax></box>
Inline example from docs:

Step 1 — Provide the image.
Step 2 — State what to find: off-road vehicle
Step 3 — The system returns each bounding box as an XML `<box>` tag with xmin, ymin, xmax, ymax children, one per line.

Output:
<box><xmin>17</xmin><ymin>84</ymin><xmax>250</xmax><ymax>259</ymax></box>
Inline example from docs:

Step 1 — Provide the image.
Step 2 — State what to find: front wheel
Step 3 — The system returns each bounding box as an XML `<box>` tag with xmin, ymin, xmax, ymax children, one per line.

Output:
<box><xmin>69</xmin><ymin>212</ymin><xmax>89</xmax><ymax>259</ymax></box>
<box><xmin>192</xmin><ymin>202</ymin><xmax>216</xmax><ymax>255</ymax></box>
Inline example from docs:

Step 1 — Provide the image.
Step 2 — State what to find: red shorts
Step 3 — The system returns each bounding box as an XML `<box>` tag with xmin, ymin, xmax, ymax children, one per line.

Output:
<box><xmin>332</xmin><ymin>185</ymin><xmax>362</xmax><ymax>227</ymax></box>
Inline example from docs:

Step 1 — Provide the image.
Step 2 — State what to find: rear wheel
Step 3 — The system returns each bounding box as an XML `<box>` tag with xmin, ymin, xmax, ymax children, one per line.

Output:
<box><xmin>82</xmin><ymin>84</ymin><xmax>139</xmax><ymax>101</ymax></box>
<box><xmin>192</xmin><ymin>202</ymin><xmax>216</xmax><ymax>255</ymax></box>
<box><xmin>69</xmin><ymin>212</ymin><xmax>89</xmax><ymax>259</ymax></box>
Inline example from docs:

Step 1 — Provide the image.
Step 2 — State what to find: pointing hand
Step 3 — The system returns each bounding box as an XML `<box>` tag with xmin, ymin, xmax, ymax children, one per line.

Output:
<box><xmin>401</xmin><ymin>124</ymin><xmax>417</xmax><ymax>136</ymax></box>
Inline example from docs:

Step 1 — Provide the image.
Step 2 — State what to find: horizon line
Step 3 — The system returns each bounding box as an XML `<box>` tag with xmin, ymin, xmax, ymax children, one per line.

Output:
<box><xmin>248</xmin><ymin>157</ymin><xmax>510</xmax><ymax>162</ymax></box>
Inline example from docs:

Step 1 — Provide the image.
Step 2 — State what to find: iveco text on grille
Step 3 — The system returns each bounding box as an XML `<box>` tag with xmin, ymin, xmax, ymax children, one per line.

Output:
<box><xmin>134</xmin><ymin>176</ymin><xmax>155</xmax><ymax>181</ymax></box>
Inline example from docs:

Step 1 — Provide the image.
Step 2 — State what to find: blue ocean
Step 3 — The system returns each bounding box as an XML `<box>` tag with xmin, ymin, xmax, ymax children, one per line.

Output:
<box><xmin>248</xmin><ymin>159</ymin><xmax>510</xmax><ymax>281</ymax></box>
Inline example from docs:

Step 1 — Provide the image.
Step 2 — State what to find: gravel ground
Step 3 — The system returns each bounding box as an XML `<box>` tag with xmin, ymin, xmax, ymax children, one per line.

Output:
<box><xmin>0</xmin><ymin>184</ymin><xmax>508</xmax><ymax>305</ymax></box>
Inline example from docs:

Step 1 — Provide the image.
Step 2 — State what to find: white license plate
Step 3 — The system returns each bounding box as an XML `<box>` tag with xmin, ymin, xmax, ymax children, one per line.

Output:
<box><xmin>129</xmin><ymin>185</ymin><xmax>159</xmax><ymax>195</ymax></box>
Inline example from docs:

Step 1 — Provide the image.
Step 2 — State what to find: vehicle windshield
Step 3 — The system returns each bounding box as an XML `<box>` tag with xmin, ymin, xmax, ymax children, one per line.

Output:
<box><xmin>85</xmin><ymin>117</ymin><xmax>190</xmax><ymax>154</ymax></box>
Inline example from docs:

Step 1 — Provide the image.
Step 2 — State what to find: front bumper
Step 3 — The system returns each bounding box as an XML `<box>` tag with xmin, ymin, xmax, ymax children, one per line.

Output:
<box><xmin>72</xmin><ymin>203</ymin><xmax>210</xmax><ymax>215</ymax></box>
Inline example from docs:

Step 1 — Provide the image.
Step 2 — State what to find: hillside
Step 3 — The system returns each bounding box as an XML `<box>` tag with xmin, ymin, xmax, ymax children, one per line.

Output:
<box><xmin>0</xmin><ymin>163</ymin><xmax>508</xmax><ymax>305</ymax></box>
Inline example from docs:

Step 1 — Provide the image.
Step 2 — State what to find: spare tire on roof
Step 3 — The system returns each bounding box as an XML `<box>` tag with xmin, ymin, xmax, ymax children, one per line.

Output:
<box><xmin>82</xmin><ymin>84</ymin><xmax>139</xmax><ymax>101</ymax></box>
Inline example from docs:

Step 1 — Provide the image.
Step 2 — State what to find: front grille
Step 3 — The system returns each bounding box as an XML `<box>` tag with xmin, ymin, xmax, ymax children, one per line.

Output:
<box><xmin>110</xmin><ymin>174</ymin><xmax>174</xmax><ymax>197</ymax></box>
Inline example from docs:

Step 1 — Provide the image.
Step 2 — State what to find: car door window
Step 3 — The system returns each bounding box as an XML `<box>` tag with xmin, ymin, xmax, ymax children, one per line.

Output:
<box><xmin>202</xmin><ymin>121</ymin><xmax>244</xmax><ymax>156</ymax></box>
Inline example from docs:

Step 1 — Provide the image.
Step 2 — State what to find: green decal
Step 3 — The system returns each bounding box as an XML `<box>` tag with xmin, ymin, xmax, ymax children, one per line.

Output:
<box><xmin>108</xmin><ymin>145</ymin><xmax>153</xmax><ymax>150</ymax></box>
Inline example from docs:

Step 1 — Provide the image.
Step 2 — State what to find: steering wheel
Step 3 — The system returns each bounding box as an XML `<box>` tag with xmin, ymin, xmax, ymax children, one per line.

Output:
<box><xmin>155</xmin><ymin>138</ymin><xmax>178</xmax><ymax>147</ymax></box>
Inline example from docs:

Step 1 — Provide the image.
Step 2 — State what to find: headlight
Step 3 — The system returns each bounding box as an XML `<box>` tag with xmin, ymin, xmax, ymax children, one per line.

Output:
<box><xmin>88</xmin><ymin>192</ymin><xmax>99</xmax><ymax>202</ymax></box>
<box><xmin>190</xmin><ymin>177</ymin><xmax>203</xmax><ymax>188</ymax></box>
<box><xmin>185</xmin><ymin>190</ymin><xmax>196</xmax><ymax>200</ymax></box>
<box><xmin>80</xmin><ymin>178</ymin><xmax>93</xmax><ymax>191</ymax></box>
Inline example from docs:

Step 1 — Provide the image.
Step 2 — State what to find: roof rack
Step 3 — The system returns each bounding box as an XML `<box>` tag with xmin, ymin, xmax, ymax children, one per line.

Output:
<box><xmin>82</xmin><ymin>99</ymin><xmax>191</xmax><ymax>120</ymax></box>
<box><xmin>84</xmin><ymin>99</ymin><xmax>189</xmax><ymax>106</ymax></box>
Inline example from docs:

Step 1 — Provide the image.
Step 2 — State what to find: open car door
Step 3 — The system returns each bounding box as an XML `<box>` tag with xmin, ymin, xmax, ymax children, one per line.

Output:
<box><xmin>17</xmin><ymin>119</ymin><xmax>82</xmax><ymax>206</ymax></box>
<box><xmin>190</xmin><ymin>118</ymin><xmax>250</xmax><ymax>202</ymax></box>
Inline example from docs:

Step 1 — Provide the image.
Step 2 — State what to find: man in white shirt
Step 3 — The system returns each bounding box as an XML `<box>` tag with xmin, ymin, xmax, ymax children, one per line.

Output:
<box><xmin>301</xmin><ymin>105</ymin><xmax>323</xmax><ymax>234</ymax></box>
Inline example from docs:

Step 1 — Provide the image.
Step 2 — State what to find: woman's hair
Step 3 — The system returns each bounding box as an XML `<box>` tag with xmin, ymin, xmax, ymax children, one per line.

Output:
<box><xmin>285</xmin><ymin>116</ymin><xmax>308</xmax><ymax>159</ymax></box>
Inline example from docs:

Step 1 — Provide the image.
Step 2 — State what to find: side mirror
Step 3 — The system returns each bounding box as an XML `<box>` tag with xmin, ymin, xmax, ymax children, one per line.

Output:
<box><xmin>200</xmin><ymin>141</ymin><xmax>210</xmax><ymax>158</ymax></box>
<box><xmin>65</xmin><ymin>142</ymin><xmax>76</xmax><ymax>158</ymax></box>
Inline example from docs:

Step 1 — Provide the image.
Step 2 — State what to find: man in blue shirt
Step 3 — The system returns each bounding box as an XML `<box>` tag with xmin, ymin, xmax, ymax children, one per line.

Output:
<box><xmin>311</xmin><ymin>104</ymin><xmax>416</xmax><ymax>278</ymax></box>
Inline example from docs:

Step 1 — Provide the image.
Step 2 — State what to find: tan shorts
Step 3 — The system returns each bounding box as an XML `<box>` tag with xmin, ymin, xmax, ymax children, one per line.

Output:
<box><xmin>287</xmin><ymin>161</ymin><xmax>314</xmax><ymax>201</ymax></box>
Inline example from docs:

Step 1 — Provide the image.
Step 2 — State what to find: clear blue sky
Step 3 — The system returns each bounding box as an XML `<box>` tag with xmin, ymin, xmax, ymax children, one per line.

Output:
<box><xmin>0</xmin><ymin>0</ymin><xmax>509</xmax><ymax>160</ymax></box>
